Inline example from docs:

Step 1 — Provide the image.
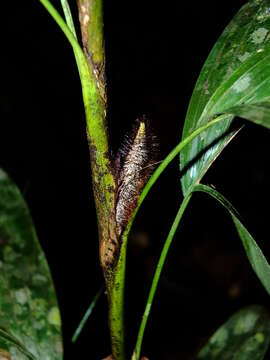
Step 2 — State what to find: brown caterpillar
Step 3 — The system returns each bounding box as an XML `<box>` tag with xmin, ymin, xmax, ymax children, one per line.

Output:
<box><xmin>115</xmin><ymin>116</ymin><xmax>158</xmax><ymax>237</ymax></box>
<box><xmin>100</xmin><ymin>117</ymin><xmax>157</xmax><ymax>272</ymax></box>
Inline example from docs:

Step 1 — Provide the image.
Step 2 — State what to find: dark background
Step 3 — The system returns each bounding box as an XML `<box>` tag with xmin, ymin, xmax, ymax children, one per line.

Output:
<box><xmin>1</xmin><ymin>1</ymin><xmax>270</xmax><ymax>359</ymax></box>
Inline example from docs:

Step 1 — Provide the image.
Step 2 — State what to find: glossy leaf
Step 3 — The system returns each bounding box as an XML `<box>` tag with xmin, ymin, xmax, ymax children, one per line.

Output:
<box><xmin>198</xmin><ymin>305</ymin><xmax>270</xmax><ymax>360</ymax></box>
<box><xmin>193</xmin><ymin>184</ymin><xmax>270</xmax><ymax>296</ymax></box>
<box><xmin>180</xmin><ymin>0</ymin><xmax>270</xmax><ymax>196</ymax></box>
<box><xmin>0</xmin><ymin>169</ymin><xmax>62</xmax><ymax>359</ymax></box>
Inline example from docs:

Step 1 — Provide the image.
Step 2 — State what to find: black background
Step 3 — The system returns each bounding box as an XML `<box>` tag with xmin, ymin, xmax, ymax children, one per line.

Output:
<box><xmin>1</xmin><ymin>1</ymin><xmax>270</xmax><ymax>359</ymax></box>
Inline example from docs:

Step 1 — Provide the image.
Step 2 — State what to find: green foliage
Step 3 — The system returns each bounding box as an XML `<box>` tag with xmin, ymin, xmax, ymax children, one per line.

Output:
<box><xmin>4</xmin><ymin>0</ymin><xmax>270</xmax><ymax>359</ymax></box>
<box><xmin>0</xmin><ymin>169</ymin><xmax>62</xmax><ymax>359</ymax></box>
<box><xmin>198</xmin><ymin>305</ymin><xmax>270</xmax><ymax>360</ymax></box>
<box><xmin>180</xmin><ymin>0</ymin><xmax>270</xmax><ymax>195</ymax></box>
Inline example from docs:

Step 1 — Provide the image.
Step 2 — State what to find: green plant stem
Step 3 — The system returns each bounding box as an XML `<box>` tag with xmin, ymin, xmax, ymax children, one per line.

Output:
<box><xmin>132</xmin><ymin>193</ymin><xmax>193</xmax><ymax>360</ymax></box>
<box><xmin>72</xmin><ymin>285</ymin><xmax>104</xmax><ymax>343</ymax></box>
<box><xmin>108</xmin><ymin>222</ymin><xmax>133</xmax><ymax>360</ymax></box>
<box><xmin>77</xmin><ymin>0</ymin><xmax>104</xmax><ymax>63</ymax></box>
<box><xmin>77</xmin><ymin>0</ymin><xmax>106</xmax><ymax>101</ymax></box>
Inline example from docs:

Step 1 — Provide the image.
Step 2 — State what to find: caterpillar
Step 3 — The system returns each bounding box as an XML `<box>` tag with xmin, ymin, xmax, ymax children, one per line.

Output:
<box><xmin>100</xmin><ymin>117</ymin><xmax>157</xmax><ymax>272</ymax></box>
<box><xmin>115</xmin><ymin>116</ymin><xmax>158</xmax><ymax>237</ymax></box>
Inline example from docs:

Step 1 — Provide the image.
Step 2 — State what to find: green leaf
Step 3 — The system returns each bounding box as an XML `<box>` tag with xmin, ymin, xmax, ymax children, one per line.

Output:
<box><xmin>0</xmin><ymin>169</ymin><xmax>62</xmax><ymax>359</ymax></box>
<box><xmin>180</xmin><ymin>0</ymin><xmax>270</xmax><ymax>196</ymax></box>
<box><xmin>192</xmin><ymin>184</ymin><xmax>270</xmax><ymax>296</ymax></box>
<box><xmin>198</xmin><ymin>305</ymin><xmax>270</xmax><ymax>360</ymax></box>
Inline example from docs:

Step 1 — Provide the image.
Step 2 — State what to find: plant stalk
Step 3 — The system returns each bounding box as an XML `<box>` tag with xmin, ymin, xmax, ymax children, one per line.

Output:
<box><xmin>76</xmin><ymin>1</ymin><xmax>124</xmax><ymax>358</ymax></box>
<box><xmin>107</xmin><ymin>226</ymin><xmax>131</xmax><ymax>360</ymax></box>
<box><xmin>40</xmin><ymin>1</ymin><xmax>125</xmax><ymax>357</ymax></box>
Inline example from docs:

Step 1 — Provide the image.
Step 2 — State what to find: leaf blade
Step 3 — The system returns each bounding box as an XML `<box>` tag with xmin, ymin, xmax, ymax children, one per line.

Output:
<box><xmin>180</xmin><ymin>0</ymin><xmax>270</xmax><ymax>196</ymax></box>
<box><xmin>198</xmin><ymin>305</ymin><xmax>270</xmax><ymax>360</ymax></box>
<box><xmin>0</xmin><ymin>169</ymin><xmax>63</xmax><ymax>359</ymax></box>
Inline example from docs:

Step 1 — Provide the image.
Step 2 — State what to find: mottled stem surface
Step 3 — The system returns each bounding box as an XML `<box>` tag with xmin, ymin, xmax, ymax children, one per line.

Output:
<box><xmin>77</xmin><ymin>1</ymin><xmax>124</xmax><ymax>359</ymax></box>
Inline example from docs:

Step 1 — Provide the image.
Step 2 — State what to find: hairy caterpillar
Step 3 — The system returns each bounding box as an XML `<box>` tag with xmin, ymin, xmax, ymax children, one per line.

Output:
<box><xmin>100</xmin><ymin>117</ymin><xmax>157</xmax><ymax>272</ymax></box>
<box><xmin>115</xmin><ymin>116</ymin><xmax>158</xmax><ymax>237</ymax></box>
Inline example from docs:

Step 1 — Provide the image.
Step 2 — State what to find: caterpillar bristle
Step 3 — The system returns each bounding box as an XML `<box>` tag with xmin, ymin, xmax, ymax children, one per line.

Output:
<box><xmin>115</xmin><ymin>116</ymin><xmax>158</xmax><ymax>236</ymax></box>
